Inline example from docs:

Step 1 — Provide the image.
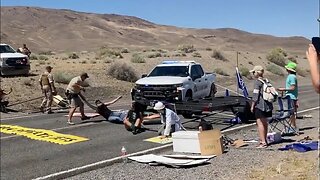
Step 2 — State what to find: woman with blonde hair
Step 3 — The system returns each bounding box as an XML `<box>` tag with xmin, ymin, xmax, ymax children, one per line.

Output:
<box><xmin>250</xmin><ymin>65</ymin><xmax>273</xmax><ymax>148</ymax></box>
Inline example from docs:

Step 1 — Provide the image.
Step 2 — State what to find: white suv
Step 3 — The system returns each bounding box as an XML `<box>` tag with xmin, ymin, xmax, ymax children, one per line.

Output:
<box><xmin>0</xmin><ymin>43</ymin><xmax>30</xmax><ymax>76</ymax></box>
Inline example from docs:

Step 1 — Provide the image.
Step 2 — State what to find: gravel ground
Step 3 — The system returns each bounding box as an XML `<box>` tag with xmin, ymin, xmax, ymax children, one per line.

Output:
<box><xmin>68</xmin><ymin>110</ymin><xmax>319</xmax><ymax>180</ymax></box>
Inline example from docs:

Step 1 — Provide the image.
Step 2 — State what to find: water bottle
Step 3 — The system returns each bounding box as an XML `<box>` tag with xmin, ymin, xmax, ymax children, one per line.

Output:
<box><xmin>121</xmin><ymin>146</ymin><xmax>128</xmax><ymax>163</ymax></box>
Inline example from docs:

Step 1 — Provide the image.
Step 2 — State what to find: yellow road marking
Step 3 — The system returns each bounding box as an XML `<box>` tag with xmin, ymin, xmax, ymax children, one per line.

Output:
<box><xmin>144</xmin><ymin>136</ymin><xmax>172</xmax><ymax>144</ymax></box>
<box><xmin>0</xmin><ymin>124</ymin><xmax>89</xmax><ymax>145</ymax></box>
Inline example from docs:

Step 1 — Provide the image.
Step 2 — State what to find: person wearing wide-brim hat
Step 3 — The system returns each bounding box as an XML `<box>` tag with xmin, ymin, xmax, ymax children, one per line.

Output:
<box><xmin>277</xmin><ymin>61</ymin><xmax>299</xmax><ymax>134</ymax></box>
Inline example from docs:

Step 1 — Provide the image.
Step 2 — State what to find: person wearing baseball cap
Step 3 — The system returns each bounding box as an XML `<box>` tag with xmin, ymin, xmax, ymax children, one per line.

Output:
<box><xmin>249</xmin><ymin>65</ymin><xmax>264</xmax><ymax>74</ymax></box>
<box><xmin>39</xmin><ymin>66</ymin><xmax>56</xmax><ymax>114</ymax></box>
<box><xmin>277</xmin><ymin>61</ymin><xmax>299</xmax><ymax>134</ymax></box>
<box><xmin>250</xmin><ymin>65</ymin><xmax>273</xmax><ymax>148</ymax></box>
<box><xmin>65</xmin><ymin>72</ymin><xmax>90</xmax><ymax>125</ymax></box>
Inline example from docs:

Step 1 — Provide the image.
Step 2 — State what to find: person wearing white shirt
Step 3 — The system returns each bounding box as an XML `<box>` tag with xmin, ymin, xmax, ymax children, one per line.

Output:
<box><xmin>144</xmin><ymin>101</ymin><xmax>183</xmax><ymax>138</ymax></box>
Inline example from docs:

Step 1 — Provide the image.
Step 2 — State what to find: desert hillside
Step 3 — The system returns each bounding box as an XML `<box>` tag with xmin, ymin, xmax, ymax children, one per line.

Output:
<box><xmin>0</xmin><ymin>6</ymin><xmax>309</xmax><ymax>54</ymax></box>
<box><xmin>0</xmin><ymin>6</ymin><xmax>312</xmax><ymax>112</ymax></box>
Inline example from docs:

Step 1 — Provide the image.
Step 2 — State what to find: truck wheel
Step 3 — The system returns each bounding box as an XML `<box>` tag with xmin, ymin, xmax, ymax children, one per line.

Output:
<box><xmin>182</xmin><ymin>111</ymin><xmax>193</xmax><ymax>119</ymax></box>
<box><xmin>231</xmin><ymin>101</ymin><xmax>255</xmax><ymax>123</ymax></box>
<box><xmin>181</xmin><ymin>91</ymin><xmax>193</xmax><ymax>118</ymax></box>
<box><xmin>208</xmin><ymin>83</ymin><xmax>217</xmax><ymax>98</ymax></box>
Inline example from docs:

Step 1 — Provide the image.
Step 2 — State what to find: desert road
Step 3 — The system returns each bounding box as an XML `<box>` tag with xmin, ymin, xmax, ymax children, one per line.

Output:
<box><xmin>0</xmin><ymin>85</ymin><xmax>319</xmax><ymax>180</ymax></box>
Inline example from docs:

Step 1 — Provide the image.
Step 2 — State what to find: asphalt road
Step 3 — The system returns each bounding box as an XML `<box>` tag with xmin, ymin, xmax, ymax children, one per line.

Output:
<box><xmin>0</xmin><ymin>85</ymin><xmax>319</xmax><ymax>180</ymax></box>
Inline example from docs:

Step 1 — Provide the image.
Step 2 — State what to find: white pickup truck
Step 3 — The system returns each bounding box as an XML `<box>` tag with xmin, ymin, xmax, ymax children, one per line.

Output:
<box><xmin>131</xmin><ymin>60</ymin><xmax>216</xmax><ymax>117</ymax></box>
<box><xmin>0</xmin><ymin>43</ymin><xmax>30</xmax><ymax>76</ymax></box>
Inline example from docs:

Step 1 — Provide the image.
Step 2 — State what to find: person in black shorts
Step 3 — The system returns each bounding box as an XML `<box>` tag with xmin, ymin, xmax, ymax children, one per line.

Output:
<box><xmin>250</xmin><ymin>65</ymin><xmax>273</xmax><ymax>148</ymax></box>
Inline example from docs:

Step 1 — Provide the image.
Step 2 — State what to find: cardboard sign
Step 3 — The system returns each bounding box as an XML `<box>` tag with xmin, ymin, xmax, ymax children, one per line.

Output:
<box><xmin>198</xmin><ymin>129</ymin><xmax>224</xmax><ymax>155</ymax></box>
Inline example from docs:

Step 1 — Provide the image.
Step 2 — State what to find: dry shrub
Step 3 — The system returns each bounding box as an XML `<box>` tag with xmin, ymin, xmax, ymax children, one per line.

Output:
<box><xmin>214</xmin><ymin>68</ymin><xmax>229</xmax><ymax>76</ymax></box>
<box><xmin>178</xmin><ymin>44</ymin><xmax>196</xmax><ymax>53</ymax></box>
<box><xmin>147</xmin><ymin>52</ymin><xmax>162</xmax><ymax>58</ymax></box>
<box><xmin>68</xmin><ymin>53</ymin><xmax>79</xmax><ymax>59</ymax></box>
<box><xmin>98</xmin><ymin>48</ymin><xmax>123</xmax><ymax>59</ymax></box>
<box><xmin>288</xmin><ymin>56</ymin><xmax>297</xmax><ymax>64</ymax></box>
<box><xmin>120</xmin><ymin>48</ymin><xmax>129</xmax><ymax>53</ymax></box>
<box><xmin>266</xmin><ymin>64</ymin><xmax>284</xmax><ymax>76</ymax></box>
<box><xmin>54</xmin><ymin>72</ymin><xmax>73</xmax><ymax>84</ymax></box>
<box><xmin>266</xmin><ymin>48</ymin><xmax>287</xmax><ymax>66</ymax></box>
<box><xmin>211</xmin><ymin>50</ymin><xmax>228</xmax><ymax>61</ymax></box>
<box><xmin>39</xmin><ymin>51</ymin><xmax>54</xmax><ymax>55</ymax></box>
<box><xmin>240</xmin><ymin>67</ymin><xmax>250</xmax><ymax>78</ymax></box>
<box><xmin>131</xmin><ymin>53</ymin><xmax>145</xmax><ymax>63</ymax></box>
<box><xmin>192</xmin><ymin>52</ymin><xmax>202</xmax><ymax>58</ymax></box>
<box><xmin>29</xmin><ymin>54</ymin><xmax>38</xmax><ymax>60</ymax></box>
<box><xmin>38</xmin><ymin>55</ymin><xmax>49</xmax><ymax>61</ymax></box>
<box><xmin>107</xmin><ymin>63</ymin><xmax>138</xmax><ymax>82</ymax></box>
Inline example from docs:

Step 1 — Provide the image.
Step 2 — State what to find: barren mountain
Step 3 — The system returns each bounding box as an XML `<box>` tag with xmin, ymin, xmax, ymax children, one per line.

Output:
<box><xmin>0</xmin><ymin>6</ymin><xmax>310</xmax><ymax>53</ymax></box>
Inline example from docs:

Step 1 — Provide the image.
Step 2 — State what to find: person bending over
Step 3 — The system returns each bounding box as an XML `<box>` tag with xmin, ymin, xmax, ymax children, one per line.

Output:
<box><xmin>144</xmin><ymin>101</ymin><xmax>183</xmax><ymax>138</ymax></box>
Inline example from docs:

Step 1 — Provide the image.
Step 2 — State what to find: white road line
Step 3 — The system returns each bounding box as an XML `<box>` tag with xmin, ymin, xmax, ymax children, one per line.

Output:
<box><xmin>33</xmin><ymin>106</ymin><xmax>320</xmax><ymax>180</ymax></box>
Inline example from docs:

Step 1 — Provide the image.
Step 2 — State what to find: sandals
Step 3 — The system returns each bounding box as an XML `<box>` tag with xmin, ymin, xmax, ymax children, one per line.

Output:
<box><xmin>256</xmin><ymin>143</ymin><xmax>268</xmax><ymax>148</ymax></box>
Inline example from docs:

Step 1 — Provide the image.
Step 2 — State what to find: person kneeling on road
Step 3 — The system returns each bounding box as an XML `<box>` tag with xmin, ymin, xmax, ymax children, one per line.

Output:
<box><xmin>123</xmin><ymin>101</ymin><xmax>144</xmax><ymax>135</ymax></box>
<box><xmin>65</xmin><ymin>72</ymin><xmax>90</xmax><ymax>125</ymax></box>
<box><xmin>144</xmin><ymin>101</ymin><xmax>183</xmax><ymax>138</ymax></box>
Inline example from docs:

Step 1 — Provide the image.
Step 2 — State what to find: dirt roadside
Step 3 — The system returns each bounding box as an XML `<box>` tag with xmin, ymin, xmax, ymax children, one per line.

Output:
<box><xmin>67</xmin><ymin>109</ymin><xmax>319</xmax><ymax>180</ymax></box>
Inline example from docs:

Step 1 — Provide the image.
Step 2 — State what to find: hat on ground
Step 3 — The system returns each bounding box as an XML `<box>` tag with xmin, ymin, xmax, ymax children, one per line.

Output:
<box><xmin>154</xmin><ymin>102</ymin><xmax>165</xmax><ymax>110</ymax></box>
<box><xmin>80</xmin><ymin>72</ymin><xmax>89</xmax><ymax>78</ymax></box>
<box><xmin>249</xmin><ymin>65</ymin><xmax>264</xmax><ymax>73</ymax></box>
<box><xmin>285</xmin><ymin>62</ymin><xmax>297</xmax><ymax>72</ymax></box>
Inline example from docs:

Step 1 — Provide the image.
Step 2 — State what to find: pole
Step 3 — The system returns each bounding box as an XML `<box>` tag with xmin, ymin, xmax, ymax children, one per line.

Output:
<box><xmin>7</xmin><ymin>96</ymin><xmax>43</xmax><ymax>107</ymax></box>
<box><xmin>236</xmin><ymin>51</ymin><xmax>239</xmax><ymax>95</ymax></box>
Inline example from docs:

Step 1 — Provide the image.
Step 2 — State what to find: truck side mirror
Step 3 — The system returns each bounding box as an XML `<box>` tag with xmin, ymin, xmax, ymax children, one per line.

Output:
<box><xmin>141</xmin><ymin>74</ymin><xmax>147</xmax><ymax>78</ymax></box>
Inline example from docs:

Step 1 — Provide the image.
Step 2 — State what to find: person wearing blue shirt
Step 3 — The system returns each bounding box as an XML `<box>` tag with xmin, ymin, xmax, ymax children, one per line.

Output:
<box><xmin>277</xmin><ymin>62</ymin><xmax>299</xmax><ymax>133</ymax></box>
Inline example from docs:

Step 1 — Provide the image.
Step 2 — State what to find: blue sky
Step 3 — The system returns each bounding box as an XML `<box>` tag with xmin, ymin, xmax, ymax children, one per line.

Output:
<box><xmin>1</xmin><ymin>0</ymin><xmax>318</xmax><ymax>39</ymax></box>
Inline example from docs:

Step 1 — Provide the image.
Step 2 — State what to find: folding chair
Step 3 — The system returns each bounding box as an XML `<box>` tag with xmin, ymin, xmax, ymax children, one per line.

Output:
<box><xmin>268</xmin><ymin>96</ymin><xmax>298</xmax><ymax>135</ymax></box>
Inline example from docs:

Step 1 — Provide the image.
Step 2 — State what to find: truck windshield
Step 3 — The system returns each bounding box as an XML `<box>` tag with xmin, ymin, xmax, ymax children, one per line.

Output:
<box><xmin>148</xmin><ymin>66</ymin><xmax>189</xmax><ymax>77</ymax></box>
<box><xmin>0</xmin><ymin>45</ymin><xmax>16</xmax><ymax>53</ymax></box>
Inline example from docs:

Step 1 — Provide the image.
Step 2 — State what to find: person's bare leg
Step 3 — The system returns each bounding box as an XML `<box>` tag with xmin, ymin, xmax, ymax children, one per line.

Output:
<box><xmin>257</xmin><ymin>118</ymin><xmax>267</xmax><ymax>145</ymax></box>
<box><xmin>261</xmin><ymin>118</ymin><xmax>268</xmax><ymax>143</ymax></box>
<box><xmin>68</xmin><ymin>107</ymin><xmax>77</xmax><ymax>123</ymax></box>
<box><xmin>135</xmin><ymin>118</ymin><xmax>143</xmax><ymax>128</ymax></box>
<box><xmin>124</xmin><ymin>119</ymin><xmax>132</xmax><ymax>129</ymax></box>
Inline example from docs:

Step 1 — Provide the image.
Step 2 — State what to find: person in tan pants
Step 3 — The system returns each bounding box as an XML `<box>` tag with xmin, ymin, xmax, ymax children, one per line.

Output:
<box><xmin>39</xmin><ymin>66</ymin><xmax>56</xmax><ymax>114</ymax></box>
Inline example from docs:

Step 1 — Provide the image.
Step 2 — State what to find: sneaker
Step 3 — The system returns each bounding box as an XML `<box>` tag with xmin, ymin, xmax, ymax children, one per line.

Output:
<box><xmin>46</xmin><ymin>110</ymin><xmax>54</xmax><ymax>114</ymax></box>
<box><xmin>131</xmin><ymin>125</ymin><xmax>137</xmax><ymax>135</ymax></box>
<box><xmin>81</xmin><ymin>116</ymin><xmax>90</xmax><ymax>121</ymax></box>
<box><xmin>67</xmin><ymin>121</ymin><xmax>75</xmax><ymax>125</ymax></box>
<box><xmin>137</xmin><ymin>127</ymin><xmax>146</xmax><ymax>133</ymax></box>
<box><xmin>39</xmin><ymin>107</ymin><xmax>45</xmax><ymax>113</ymax></box>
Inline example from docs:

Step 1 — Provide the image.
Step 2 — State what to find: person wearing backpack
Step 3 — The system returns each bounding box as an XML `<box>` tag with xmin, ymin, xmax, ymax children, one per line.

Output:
<box><xmin>277</xmin><ymin>62</ymin><xmax>299</xmax><ymax>134</ymax></box>
<box><xmin>250</xmin><ymin>65</ymin><xmax>273</xmax><ymax>148</ymax></box>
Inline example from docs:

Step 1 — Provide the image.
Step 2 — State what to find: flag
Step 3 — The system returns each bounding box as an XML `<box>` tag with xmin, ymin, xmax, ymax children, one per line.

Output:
<box><xmin>236</xmin><ymin>67</ymin><xmax>249</xmax><ymax>98</ymax></box>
